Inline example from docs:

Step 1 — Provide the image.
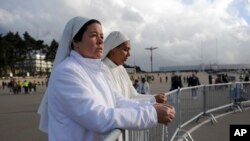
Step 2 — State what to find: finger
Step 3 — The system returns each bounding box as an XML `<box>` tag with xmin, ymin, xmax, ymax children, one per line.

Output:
<box><xmin>169</xmin><ymin>113</ymin><xmax>175</xmax><ymax>119</ymax></box>
<box><xmin>163</xmin><ymin>97</ymin><xmax>168</xmax><ymax>103</ymax></box>
<box><xmin>166</xmin><ymin>117</ymin><xmax>172</xmax><ymax>123</ymax></box>
<box><xmin>165</xmin><ymin>96</ymin><xmax>168</xmax><ymax>101</ymax></box>
<box><xmin>163</xmin><ymin>104</ymin><xmax>174</xmax><ymax>109</ymax></box>
<box><xmin>167</xmin><ymin>109</ymin><xmax>176</xmax><ymax>118</ymax></box>
<box><xmin>159</xmin><ymin>92</ymin><xmax>164</xmax><ymax>95</ymax></box>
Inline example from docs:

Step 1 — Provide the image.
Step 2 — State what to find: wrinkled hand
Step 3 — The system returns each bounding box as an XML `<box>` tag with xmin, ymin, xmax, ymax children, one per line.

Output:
<box><xmin>153</xmin><ymin>103</ymin><xmax>175</xmax><ymax>125</ymax></box>
<box><xmin>154</xmin><ymin>93</ymin><xmax>167</xmax><ymax>103</ymax></box>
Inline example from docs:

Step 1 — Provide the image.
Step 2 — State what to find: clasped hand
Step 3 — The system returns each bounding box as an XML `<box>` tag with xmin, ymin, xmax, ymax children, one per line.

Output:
<box><xmin>153</xmin><ymin>103</ymin><xmax>175</xmax><ymax>125</ymax></box>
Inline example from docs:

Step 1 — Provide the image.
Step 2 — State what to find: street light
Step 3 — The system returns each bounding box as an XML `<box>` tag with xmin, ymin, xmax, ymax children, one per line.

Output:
<box><xmin>145</xmin><ymin>46</ymin><xmax>158</xmax><ymax>72</ymax></box>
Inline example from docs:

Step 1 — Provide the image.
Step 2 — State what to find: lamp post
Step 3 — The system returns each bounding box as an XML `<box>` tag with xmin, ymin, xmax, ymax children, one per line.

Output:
<box><xmin>145</xmin><ymin>46</ymin><xmax>158</xmax><ymax>72</ymax></box>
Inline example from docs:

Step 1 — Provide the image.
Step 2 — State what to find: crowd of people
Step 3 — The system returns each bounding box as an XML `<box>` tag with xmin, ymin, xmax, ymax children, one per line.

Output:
<box><xmin>1</xmin><ymin>78</ymin><xmax>47</xmax><ymax>95</ymax></box>
<box><xmin>130</xmin><ymin>71</ymin><xmax>250</xmax><ymax>102</ymax></box>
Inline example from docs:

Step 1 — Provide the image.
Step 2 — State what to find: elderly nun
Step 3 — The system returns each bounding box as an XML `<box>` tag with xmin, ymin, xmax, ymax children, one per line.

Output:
<box><xmin>102</xmin><ymin>31</ymin><xmax>168</xmax><ymax>103</ymax></box>
<box><xmin>37</xmin><ymin>17</ymin><xmax>175</xmax><ymax>141</ymax></box>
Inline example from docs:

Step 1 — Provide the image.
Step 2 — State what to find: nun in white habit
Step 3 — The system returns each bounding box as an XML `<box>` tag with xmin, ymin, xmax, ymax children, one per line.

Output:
<box><xmin>37</xmin><ymin>16</ymin><xmax>175</xmax><ymax>141</ymax></box>
<box><xmin>102</xmin><ymin>31</ymin><xmax>167</xmax><ymax>103</ymax></box>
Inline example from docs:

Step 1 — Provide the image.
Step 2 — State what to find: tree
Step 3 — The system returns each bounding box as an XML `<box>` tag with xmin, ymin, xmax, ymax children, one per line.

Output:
<box><xmin>1</xmin><ymin>32</ymin><xmax>20</xmax><ymax>75</ymax></box>
<box><xmin>45</xmin><ymin>39</ymin><xmax>58</xmax><ymax>62</ymax></box>
<box><xmin>0</xmin><ymin>31</ymin><xmax>57</xmax><ymax>77</ymax></box>
<box><xmin>0</xmin><ymin>34</ymin><xmax>6</xmax><ymax>76</ymax></box>
<box><xmin>23</xmin><ymin>31</ymin><xmax>38</xmax><ymax>75</ymax></box>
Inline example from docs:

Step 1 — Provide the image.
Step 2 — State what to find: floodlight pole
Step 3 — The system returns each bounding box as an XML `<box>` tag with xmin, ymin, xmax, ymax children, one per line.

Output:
<box><xmin>145</xmin><ymin>46</ymin><xmax>158</xmax><ymax>72</ymax></box>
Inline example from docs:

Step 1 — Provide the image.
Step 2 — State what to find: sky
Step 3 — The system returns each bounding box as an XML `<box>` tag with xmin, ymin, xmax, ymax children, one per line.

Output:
<box><xmin>1</xmin><ymin>0</ymin><xmax>250</xmax><ymax>71</ymax></box>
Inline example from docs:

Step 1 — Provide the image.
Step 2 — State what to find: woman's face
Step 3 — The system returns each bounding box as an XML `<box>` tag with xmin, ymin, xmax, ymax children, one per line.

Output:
<box><xmin>108</xmin><ymin>41</ymin><xmax>131</xmax><ymax>65</ymax></box>
<box><xmin>74</xmin><ymin>23</ymin><xmax>104</xmax><ymax>59</ymax></box>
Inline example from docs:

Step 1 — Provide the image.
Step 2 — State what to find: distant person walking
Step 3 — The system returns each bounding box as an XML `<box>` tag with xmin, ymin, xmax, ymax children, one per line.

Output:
<box><xmin>23</xmin><ymin>80</ymin><xmax>29</xmax><ymax>94</ymax></box>
<box><xmin>208</xmin><ymin>74</ymin><xmax>212</xmax><ymax>84</ymax></box>
<box><xmin>137</xmin><ymin>78</ymin><xmax>150</xmax><ymax>95</ymax></box>
<box><xmin>244</xmin><ymin>74</ymin><xmax>249</xmax><ymax>81</ymax></box>
<box><xmin>165</xmin><ymin>76</ymin><xmax>168</xmax><ymax>83</ymax></box>
<box><xmin>170</xmin><ymin>73</ymin><xmax>182</xmax><ymax>91</ymax></box>
<box><xmin>188</xmin><ymin>74</ymin><xmax>200</xmax><ymax>99</ymax></box>
<box><xmin>133</xmin><ymin>79</ymin><xmax>139</xmax><ymax>90</ymax></box>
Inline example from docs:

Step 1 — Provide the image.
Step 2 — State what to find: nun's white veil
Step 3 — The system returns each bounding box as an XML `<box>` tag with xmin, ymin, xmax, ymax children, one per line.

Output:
<box><xmin>37</xmin><ymin>16</ymin><xmax>90</xmax><ymax>133</ymax></box>
<box><xmin>103</xmin><ymin>31</ymin><xmax>129</xmax><ymax>59</ymax></box>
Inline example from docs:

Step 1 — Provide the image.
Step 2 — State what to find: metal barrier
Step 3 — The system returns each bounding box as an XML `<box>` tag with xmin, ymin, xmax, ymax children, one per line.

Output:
<box><xmin>102</xmin><ymin>82</ymin><xmax>250</xmax><ymax>141</ymax></box>
<box><xmin>102</xmin><ymin>129</ymin><xmax>123</xmax><ymax>141</ymax></box>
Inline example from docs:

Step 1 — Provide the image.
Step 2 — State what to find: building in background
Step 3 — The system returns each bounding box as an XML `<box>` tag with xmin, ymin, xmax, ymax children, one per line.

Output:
<box><xmin>15</xmin><ymin>53</ymin><xmax>52</xmax><ymax>76</ymax></box>
<box><xmin>125</xmin><ymin>67</ymin><xmax>136</xmax><ymax>74</ymax></box>
<box><xmin>159</xmin><ymin>64</ymin><xmax>250</xmax><ymax>72</ymax></box>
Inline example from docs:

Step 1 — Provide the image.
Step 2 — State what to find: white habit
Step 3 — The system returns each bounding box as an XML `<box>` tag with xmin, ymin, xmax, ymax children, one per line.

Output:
<box><xmin>48</xmin><ymin>51</ymin><xmax>158</xmax><ymax>141</ymax></box>
<box><xmin>37</xmin><ymin>17</ymin><xmax>158</xmax><ymax>141</ymax></box>
<box><xmin>103</xmin><ymin>58</ymin><xmax>155</xmax><ymax>103</ymax></box>
<box><xmin>103</xmin><ymin>31</ymin><xmax>156</xmax><ymax>103</ymax></box>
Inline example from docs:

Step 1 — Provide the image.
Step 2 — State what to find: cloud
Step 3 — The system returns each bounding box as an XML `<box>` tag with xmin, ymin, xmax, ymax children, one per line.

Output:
<box><xmin>121</xmin><ymin>6</ymin><xmax>144</xmax><ymax>23</ymax></box>
<box><xmin>1</xmin><ymin>0</ymin><xmax>250</xmax><ymax>71</ymax></box>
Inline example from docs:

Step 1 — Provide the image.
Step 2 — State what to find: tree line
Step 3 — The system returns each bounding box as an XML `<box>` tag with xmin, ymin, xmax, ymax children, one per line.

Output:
<box><xmin>0</xmin><ymin>31</ymin><xmax>58</xmax><ymax>77</ymax></box>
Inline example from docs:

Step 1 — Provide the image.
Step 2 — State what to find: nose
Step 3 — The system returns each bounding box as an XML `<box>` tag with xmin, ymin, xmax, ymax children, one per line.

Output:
<box><xmin>127</xmin><ymin>51</ymin><xmax>130</xmax><ymax>57</ymax></box>
<box><xmin>97</xmin><ymin>36</ymin><xmax>103</xmax><ymax>44</ymax></box>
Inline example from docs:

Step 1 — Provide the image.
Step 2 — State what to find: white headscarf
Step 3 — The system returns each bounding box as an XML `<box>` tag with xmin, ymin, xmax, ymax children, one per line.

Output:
<box><xmin>37</xmin><ymin>16</ymin><xmax>91</xmax><ymax>133</ymax></box>
<box><xmin>103</xmin><ymin>31</ymin><xmax>129</xmax><ymax>59</ymax></box>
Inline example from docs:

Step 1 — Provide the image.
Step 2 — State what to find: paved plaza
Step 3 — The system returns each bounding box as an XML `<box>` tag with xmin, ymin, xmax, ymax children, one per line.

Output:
<box><xmin>0</xmin><ymin>87</ymin><xmax>47</xmax><ymax>141</ymax></box>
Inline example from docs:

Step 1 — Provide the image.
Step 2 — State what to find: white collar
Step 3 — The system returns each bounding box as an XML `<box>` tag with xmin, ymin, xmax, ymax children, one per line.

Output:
<box><xmin>71</xmin><ymin>50</ymin><xmax>102</xmax><ymax>72</ymax></box>
<box><xmin>102</xmin><ymin>57</ymin><xmax>118</xmax><ymax>69</ymax></box>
